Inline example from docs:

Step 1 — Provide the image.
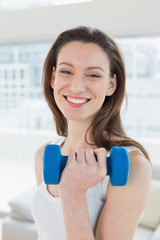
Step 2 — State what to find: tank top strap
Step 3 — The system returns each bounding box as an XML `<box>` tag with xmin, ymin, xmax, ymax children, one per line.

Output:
<box><xmin>50</xmin><ymin>136</ymin><xmax>65</xmax><ymax>146</ymax></box>
<box><xmin>124</xmin><ymin>146</ymin><xmax>144</xmax><ymax>156</ymax></box>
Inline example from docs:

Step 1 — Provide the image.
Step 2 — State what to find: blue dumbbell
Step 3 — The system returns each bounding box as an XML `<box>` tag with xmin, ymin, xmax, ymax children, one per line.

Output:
<box><xmin>43</xmin><ymin>145</ymin><xmax>130</xmax><ymax>186</ymax></box>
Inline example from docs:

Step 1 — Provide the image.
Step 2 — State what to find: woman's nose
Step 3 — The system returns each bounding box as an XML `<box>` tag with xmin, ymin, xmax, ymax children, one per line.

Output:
<box><xmin>69</xmin><ymin>75</ymin><xmax>86</xmax><ymax>93</ymax></box>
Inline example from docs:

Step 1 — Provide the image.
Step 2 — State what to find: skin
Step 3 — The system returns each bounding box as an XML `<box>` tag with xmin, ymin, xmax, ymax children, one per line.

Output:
<box><xmin>35</xmin><ymin>41</ymin><xmax>152</xmax><ymax>240</ymax></box>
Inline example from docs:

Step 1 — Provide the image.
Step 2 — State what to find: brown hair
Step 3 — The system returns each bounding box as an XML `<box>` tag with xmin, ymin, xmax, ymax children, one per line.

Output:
<box><xmin>43</xmin><ymin>26</ymin><xmax>150</xmax><ymax>161</ymax></box>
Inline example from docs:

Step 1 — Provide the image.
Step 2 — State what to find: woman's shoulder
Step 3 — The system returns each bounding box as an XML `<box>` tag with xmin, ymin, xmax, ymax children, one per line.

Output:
<box><xmin>129</xmin><ymin>148</ymin><xmax>152</xmax><ymax>181</ymax></box>
<box><xmin>107</xmin><ymin>143</ymin><xmax>152</xmax><ymax>197</ymax></box>
<box><xmin>35</xmin><ymin>135</ymin><xmax>65</xmax><ymax>159</ymax></box>
<box><xmin>124</xmin><ymin>145</ymin><xmax>151</xmax><ymax>174</ymax></box>
<box><xmin>124</xmin><ymin>145</ymin><xmax>142</xmax><ymax>153</ymax></box>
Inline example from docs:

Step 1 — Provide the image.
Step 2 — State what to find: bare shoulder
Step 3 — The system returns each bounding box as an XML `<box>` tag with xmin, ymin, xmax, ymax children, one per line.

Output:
<box><xmin>95</xmin><ymin>150</ymin><xmax>152</xmax><ymax>239</ymax></box>
<box><xmin>128</xmin><ymin>150</ymin><xmax>152</xmax><ymax>185</ymax></box>
<box><xmin>34</xmin><ymin>141</ymin><xmax>52</xmax><ymax>186</ymax></box>
<box><xmin>107</xmin><ymin>150</ymin><xmax>152</xmax><ymax>200</ymax></box>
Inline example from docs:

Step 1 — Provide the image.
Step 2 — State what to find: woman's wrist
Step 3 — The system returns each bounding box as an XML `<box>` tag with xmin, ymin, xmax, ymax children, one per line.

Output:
<box><xmin>59</xmin><ymin>187</ymin><xmax>86</xmax><ymax>202</ymax></box>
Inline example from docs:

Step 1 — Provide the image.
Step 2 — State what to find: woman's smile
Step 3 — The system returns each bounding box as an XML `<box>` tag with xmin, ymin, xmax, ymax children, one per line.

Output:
<box><xmin>64</xmin><ymin>95</ymin><xmax>91</xmax><ymax>107</ymax></box>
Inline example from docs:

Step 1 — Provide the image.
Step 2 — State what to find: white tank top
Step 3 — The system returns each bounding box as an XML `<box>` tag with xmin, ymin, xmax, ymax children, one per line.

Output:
<box><xmin>31</xmin><ymin>137</ymin><xmax>142</xmax><ymax>240</ymax></box>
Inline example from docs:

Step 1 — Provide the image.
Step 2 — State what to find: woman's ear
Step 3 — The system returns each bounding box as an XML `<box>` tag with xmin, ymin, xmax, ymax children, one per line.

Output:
<box><xmin>51</xmin><ymin>67</ymin><xmax>56</xmax><ymax>89</ymax></box>
<box><xmin>106</xmin><ymin>74</ymin><xmax>117</xmax><ymax>96</ymax></box>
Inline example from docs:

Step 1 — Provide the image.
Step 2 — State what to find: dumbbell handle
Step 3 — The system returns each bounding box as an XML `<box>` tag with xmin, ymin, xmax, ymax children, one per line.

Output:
<box><xmin>59</xmin><ymin>154</ymin><xmax>112</xmax><ymax>176</ymax></box>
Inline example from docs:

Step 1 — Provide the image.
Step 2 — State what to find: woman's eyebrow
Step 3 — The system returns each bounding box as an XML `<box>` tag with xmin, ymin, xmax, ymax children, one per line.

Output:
<box><xmin>87</xmin><ymin>66</ymin><xmax>105</xmax><ymax>72</ymax></box>
<box><xmin>58</xmin><ymin>62</ymin><xmax>105</xmax><ymax>72</ymax></box>
<box><xmin>58</xmin><ymin>62</ymin><xmax>73</xmax><ymax>67</ymax></box>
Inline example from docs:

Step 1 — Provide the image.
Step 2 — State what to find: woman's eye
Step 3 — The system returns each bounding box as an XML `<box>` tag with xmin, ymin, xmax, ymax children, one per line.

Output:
<box><xmin>88</xmin><ymin>74</ymin><xmax>100</xmax><ymax>78</ymax></box>
<box><xmin>60</xmin><ymin>70</ymin><xmax>72</xmax><ymax>75</ymax></box>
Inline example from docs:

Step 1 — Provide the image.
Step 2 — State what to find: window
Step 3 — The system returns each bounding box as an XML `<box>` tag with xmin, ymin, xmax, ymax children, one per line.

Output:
<box><xmin>0</xmin><ymin>38</ymin><xmax>160</xmax><ymax>138</ymax></box>
<box><xmin>116</xmin><ymin>37</ymin><xmax>160</xmax><ymax>139</ymax></box>
<box><xmin>0</xmin><ymin>42</ymin><xmax>55</xmax><ymax>131</ymax></box>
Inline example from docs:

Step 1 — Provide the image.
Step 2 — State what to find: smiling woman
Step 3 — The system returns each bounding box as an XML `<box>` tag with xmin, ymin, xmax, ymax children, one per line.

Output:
<box><xmin>31</xmin><ymin>26</ymin><xmax>152</xmax><ymax>240</ymax></box>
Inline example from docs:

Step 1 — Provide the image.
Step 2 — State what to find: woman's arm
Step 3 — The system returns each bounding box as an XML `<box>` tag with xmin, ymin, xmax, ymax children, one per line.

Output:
<box><xmin>59</xmin><ymin>148</ymin><xmax>107</xmax><ymax>240</ymax></box>
<box><xmin>60</xmin><ymin>190</ymin><xmax>95</xmax><ymax>240</ymax></box>
<box><xmin>95</xmin><ymin>150</ymin><xmax>152</xmax><ymax>240</ymax></box>
<box><xmin>59</xmin><ymin>149</ymin><xmax>151</xmax><ymax>240</ymax></box>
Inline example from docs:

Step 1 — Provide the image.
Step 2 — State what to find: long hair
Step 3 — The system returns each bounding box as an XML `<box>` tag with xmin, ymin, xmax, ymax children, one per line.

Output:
<box><xmin>43</xmin><ymin>26</ymin><xmax>150</xmax><ymax>161</ymax></box>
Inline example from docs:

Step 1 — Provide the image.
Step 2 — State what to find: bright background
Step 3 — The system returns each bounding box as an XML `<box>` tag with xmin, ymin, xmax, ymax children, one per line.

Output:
<box><xmin>0</xmin><ymin>0</ymin><xmax>160</xmax><ymax>214</ymax></box>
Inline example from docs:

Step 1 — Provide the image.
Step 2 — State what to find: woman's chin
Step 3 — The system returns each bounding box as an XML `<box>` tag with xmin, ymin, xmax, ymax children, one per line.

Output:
<box><xmin>64</xmin><ymin>113</ymin><xmax>92</xmax><ymax>123</ymax></box>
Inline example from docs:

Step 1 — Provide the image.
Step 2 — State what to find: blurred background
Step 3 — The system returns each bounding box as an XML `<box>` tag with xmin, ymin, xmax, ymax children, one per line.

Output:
<box><xmin>0</xmin><ymin>0</ymin><xmax>160</xmax><ymax>215</ymax></box>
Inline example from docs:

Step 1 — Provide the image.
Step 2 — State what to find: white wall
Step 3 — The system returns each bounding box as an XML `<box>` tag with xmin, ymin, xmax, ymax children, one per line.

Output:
<box><xmin>0</xmin><ymin>130</ymin><xmax>159</xmax><ymax>163</ymax></box>
<box><xmin>0</xmin><ymin>129</ymin><xmax>57</xmax><ymax>209</ymax></box>
<box><xmin>0</xmin><ymin>129</ymin><xmax>56</xmax><ymax>162</ymax></box>
<box><xmin>0</xmin><ymin>0</ymin><xmax>160</xmax><ymax>44</ymax></box>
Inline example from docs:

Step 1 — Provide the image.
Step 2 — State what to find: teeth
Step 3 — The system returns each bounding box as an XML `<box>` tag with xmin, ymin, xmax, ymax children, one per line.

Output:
<box><xmin>66</xmin><ymin>97</ymin><xmax>88</xmax><ymax>104</ymax></box>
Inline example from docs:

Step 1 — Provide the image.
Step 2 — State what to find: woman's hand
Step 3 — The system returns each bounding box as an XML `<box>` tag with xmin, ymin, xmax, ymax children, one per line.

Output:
<box><xmin>59</xmin><ymin>148</ymin><xmax>107</xmax><ymax>197</ymax></box>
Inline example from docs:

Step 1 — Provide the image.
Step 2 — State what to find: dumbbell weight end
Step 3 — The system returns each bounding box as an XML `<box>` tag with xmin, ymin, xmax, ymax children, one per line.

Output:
<box><xmin>43</xmin><ymin>144</ymin><xmax>68</xmax><ymax>184</ymax></box>
<box><xmin>107</xmin><ymin>146</ymin><xmax>130</xmax><ymax>186</ymax></box>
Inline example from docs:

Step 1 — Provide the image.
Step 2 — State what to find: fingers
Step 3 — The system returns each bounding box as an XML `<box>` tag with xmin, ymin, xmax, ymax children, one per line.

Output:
<box><xmin>85</xmin><ymin>148</ymin><xmax>96</xmax><ymax>165</ymax></box>
<box><xmin>76</xmin><ymin>148</ymin><xmax>85</xmax><ymax>163</ymax></box>
<box><xmin>67</xmin><ymin>147</ymin><xmax>107</xmax><ymax>169</ymax></box>
<box><xmin>67</xmin><ymin>149</ymin><xmax>86</xmax><ymax>165</ymax></box>
<box><xmin>67</xmin><ymin>151</ymin><xmax>76</xmax><ymax>167</ymax></box>
<box><xmin>76</xmin><ymin>148</ymin><xmax>96</xmax><ymax>165</ymax></box>
<box><xmin>94</xmin><ymin>148</ymin><xmax>107</xmax><ymax>169</ymax></box>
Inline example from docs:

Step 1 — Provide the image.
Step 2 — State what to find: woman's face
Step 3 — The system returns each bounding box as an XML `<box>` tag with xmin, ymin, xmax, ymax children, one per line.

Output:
<box><xmin>51</xmin><ymin>41</ymin><xmax>116</xmax><ymax>124</ymax></box>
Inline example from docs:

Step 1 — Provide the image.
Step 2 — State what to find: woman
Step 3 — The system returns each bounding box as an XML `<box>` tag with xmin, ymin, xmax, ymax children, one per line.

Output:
<box><xmin>31</xmin><ymin>26</ymin><xmax>152</xmax><ymax>240</ymax></box>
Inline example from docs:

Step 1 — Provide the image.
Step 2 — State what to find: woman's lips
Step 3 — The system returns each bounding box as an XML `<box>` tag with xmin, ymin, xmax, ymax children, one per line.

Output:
<box><xmin>64</xmin><ymin>95</ymin><xmax>91</xmax><ymax>105</ymax></box>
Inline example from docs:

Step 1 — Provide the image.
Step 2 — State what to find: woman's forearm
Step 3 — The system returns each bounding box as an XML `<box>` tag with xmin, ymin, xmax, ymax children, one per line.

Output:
<box><xmin>59</xmin><ymin>148</ymin><xmax>107</xmax><ymax>240</ymax></box>
<box><xmin>60</xmin><ymin>192</ymin><xmax>95</xmax><ymax>240</ymax></box>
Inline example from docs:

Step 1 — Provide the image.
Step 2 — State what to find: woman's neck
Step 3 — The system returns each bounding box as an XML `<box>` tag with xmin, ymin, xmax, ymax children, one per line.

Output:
<box><xmin>61</xmin><ymin>120</ymin><xmax>96</xmax><ymax>155</ymax></box>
